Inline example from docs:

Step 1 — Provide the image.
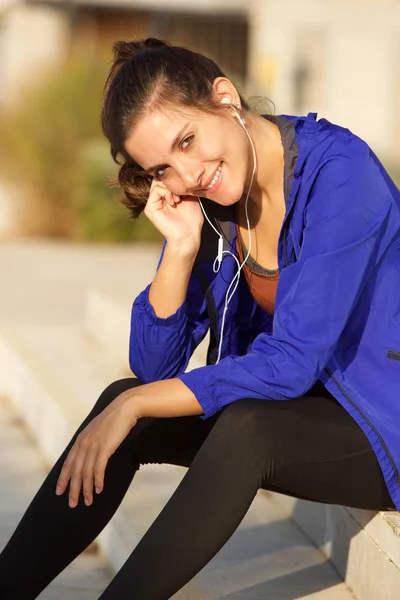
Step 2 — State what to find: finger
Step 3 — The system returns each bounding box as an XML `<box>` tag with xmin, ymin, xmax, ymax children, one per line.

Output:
<box><xmin>93</xmin><ymin>450</ymin><xmax>110</xmax><ymax>496</ymax></box>
<box><xmin>144</xmin><ymin>192</ymin><xmax>166</xmax><ymax>216</ymax></box>
<box><xmin>156</xmin><ymin>189</ymin><xmax>174</xmax><ymax>207</ymax></box>
<box><xmin>171</xmin><ymin>193</ymin><xmax>181</xmax><ymax>206</ymax></box>
<box><xmin>68</xmin><ymin>443</ymin><xmax>88</xmax><ymax>508</ymax></box>
<box><xmin>150</xmin><ymin>184</ymin><xmax>175</xmax><ymax>207</ymax></box>
<box><xmin>56</xmin><ymin>443</ymin><xmax>80</xmax><ymax>496</ymax></box>
<box><xmin>82</xmin><ymin>448</ymin><xmax>99</xmax><ymax>506</ymax></box>
<box><xmin>149</xmin><ymin>178</ymin><xmax>163</xmax><ymax>194</ymax></box>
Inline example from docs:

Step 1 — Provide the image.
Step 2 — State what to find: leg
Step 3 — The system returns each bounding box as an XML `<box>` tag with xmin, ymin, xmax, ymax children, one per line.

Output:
<box><xmin>0</xmin><ymin>378</ymin><xmax>216</xmax><ymax>599</ymax></box>
<box><xmin>98</xmin><ymin>393</ymin><xmax>394</xmax><ymax>600</ymax></box>
<box><xmin>98</xmin><ymin>398</ymin><xmax>279</xmax><ymax>599</ymax></box>
<box><xmin>259</xmin><ymin>393</ymin><xmax>395</xmax><ymax>510</ymax></box>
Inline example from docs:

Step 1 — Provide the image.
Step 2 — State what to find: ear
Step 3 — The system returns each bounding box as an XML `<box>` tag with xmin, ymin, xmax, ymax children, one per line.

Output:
<box><xmin>211</xmin><ymin>77</ymin><xmax>240</xmax><ymax>106</ymax></box>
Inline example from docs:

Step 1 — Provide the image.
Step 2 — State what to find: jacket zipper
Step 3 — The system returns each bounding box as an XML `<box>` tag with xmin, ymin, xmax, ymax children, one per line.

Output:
<box><xmin>387</xmin><ymin>349</ymin><xmax>400</xmax><ymax>361</ymax></box>
<box><xmin>325</xmin><ymin>366</ymin><xmax>400</xmax><ymax>485</ymax></box>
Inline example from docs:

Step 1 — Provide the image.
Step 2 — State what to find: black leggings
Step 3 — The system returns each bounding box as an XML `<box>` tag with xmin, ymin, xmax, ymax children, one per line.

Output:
<box><xmin>0</xmin><ymin>377</ymin><xmax>395</xmax><ymax>599</ymax></box>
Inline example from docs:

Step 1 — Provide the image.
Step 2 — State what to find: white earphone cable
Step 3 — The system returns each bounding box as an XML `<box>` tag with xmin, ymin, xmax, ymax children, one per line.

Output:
<box><xmin>198</xmin><ymin>104</ymin><xmax>258</xmax><ymax>364</ymax></box>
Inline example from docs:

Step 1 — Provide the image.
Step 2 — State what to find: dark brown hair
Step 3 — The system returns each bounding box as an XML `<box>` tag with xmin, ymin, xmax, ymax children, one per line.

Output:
<box><xmin>101</xmin><ymin>38</ymin><xmax>249</xmax><ymax>218</ymax></box>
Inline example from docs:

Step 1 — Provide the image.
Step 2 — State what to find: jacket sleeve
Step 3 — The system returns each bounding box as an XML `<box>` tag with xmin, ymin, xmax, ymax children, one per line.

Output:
<box><xmin>177</xmin><ymin>144</ymin><xmax>396</xmax><ymax>418</ymax></box>
<box><xmin>129</xmin><ymin>240</ymin><xmax>209</xmax><ymax>382</ymax></box>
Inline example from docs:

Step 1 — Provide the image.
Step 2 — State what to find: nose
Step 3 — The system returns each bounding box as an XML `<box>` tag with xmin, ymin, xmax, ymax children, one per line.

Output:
<box><xmin>175</xmin><ymin>161</ymin><xmax>205</xmax><ymax>193</ymax></box>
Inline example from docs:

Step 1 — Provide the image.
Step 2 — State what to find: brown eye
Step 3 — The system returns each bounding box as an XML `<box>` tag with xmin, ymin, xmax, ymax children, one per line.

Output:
<box><xmin>154</xmin><ymin>167</ymin><xmax>168</xmax><ymax>179</ymax></box>
<box><xmin>153</xmin><ymin>135</ymin><xmax>194</xmax><ymax>179</ymax></box>
<box><xmin>181</xmin><ymin>135</ymin><xmax>194</xmax><ymax>149</ymax></box>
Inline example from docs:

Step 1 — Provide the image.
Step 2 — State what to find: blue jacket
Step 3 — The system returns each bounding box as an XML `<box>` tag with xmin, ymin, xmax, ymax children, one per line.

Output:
<box><xmin>130</xmin><ymin>112</ymin><xmax>400</xmax><ymax>511</ymax></box>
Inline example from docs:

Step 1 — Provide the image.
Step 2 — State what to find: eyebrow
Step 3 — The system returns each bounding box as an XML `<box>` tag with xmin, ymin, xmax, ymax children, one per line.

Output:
<box><xmin>144</xmin><ymin>122</ymin><xmax>191</xmax><ymax>174</ymax></box>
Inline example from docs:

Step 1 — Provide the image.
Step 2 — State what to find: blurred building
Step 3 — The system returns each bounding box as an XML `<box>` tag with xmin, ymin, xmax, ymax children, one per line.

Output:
<box><xmin>0</xmin><ymin>0</ymin><xmax>399</xmax><ymax>160</ymax></box>
<box><xmin>249</xmin><ymin>0</ymin><xmax>400</xmax><ymax>166</ymax></box>
<box><xmin>0</xmin><ymin>0</ymin><xmax>248</xmax><ymax>103</ymax></box>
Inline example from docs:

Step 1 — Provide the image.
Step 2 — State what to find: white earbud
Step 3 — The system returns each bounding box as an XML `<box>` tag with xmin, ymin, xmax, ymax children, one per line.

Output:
<box><xmin>220</xmin><ymin>98</ymin><xmax>246</xmax><ymax>127</ymax></box>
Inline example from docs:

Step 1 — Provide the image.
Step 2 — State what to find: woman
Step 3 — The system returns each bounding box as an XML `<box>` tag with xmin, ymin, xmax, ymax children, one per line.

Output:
<box><xmin>1</xmin><ymin>37</ymin><xmax>399</xmax><ymax>599</ymax></box>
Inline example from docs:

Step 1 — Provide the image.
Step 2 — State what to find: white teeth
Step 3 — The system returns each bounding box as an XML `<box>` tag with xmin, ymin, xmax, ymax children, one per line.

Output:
<box><xmin>205</xmin><ymin>164</ymin><xmax>222</xmax><ymax>190</ymax></box>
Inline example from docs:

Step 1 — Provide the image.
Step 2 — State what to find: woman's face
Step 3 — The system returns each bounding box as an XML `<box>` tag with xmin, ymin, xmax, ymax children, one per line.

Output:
<box><xmin>124</xmin><ymin>104</ymin><xmax>252</xmax><ymax>206</ymax></box>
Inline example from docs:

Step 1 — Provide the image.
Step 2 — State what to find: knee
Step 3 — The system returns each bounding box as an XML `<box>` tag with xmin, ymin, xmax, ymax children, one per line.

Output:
<box><xmin>214</xmin><ymin>399</ymin><xmax>293</xmax><ymax>461</ymax></box>
<box><xmin>215</xmin><ymin>399</ymin><xmax>273</xmax><ymax>443</ymax></box>
<box><xmin>215</xmin><ymin>400</ymin><xmax>294</xmax><ymax>484</ymax></box>
<box><xmin>203</xmin><ymin>400</ymin><xmax>279</xmax><ymax>484</ymax></box>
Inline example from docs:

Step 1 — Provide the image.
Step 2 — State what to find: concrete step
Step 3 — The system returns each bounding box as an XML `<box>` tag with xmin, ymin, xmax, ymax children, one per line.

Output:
<box><xmin>0</xmin><ymin>396</ymin><xmax>114</xmax><ymax>599</ymax></box>
<box><xmin>84</xmin><ymin>288</ymin><xmax>400</xmax><ymax>600</ymax></box>
<box><xmin>272</xmin><ymin>494</ymin><xmax>400</xmax><ymax>600</ymax></box>
<box><xmin>0</xmin><ymin>240</ymin><xmax>161</xmax><ymax>330</ymax></box>
<box><xmin>85</xmin><ymin>286</ymin><xmax>209</xmax><ymax>372</ymax></box>
<box><xmin>0</xmin><ymin>325</ymin><xmax>129</xmax><ymax>460</ymax></box>
<box><xmin>0</xmin><ymin>325</ymin><xmax>354</xmax><ymax>599</ymax></box>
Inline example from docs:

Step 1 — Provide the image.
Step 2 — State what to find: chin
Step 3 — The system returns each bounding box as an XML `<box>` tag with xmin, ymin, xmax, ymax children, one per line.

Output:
<box><xmin>212</xmin><ymin>183</ymin><xmax>243</xmax><ymax>207</ymax></box>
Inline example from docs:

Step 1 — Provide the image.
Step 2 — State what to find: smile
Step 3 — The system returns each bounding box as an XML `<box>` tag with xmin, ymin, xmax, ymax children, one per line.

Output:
<box><xmin>201</xmin><ymin>162</ymin><xmax>223</xmax><ymax>193</ymax></box>
<box><xmin>205</xmin><ymin>164</ymin><xmax>222</xmax><ymax>189</ymax></box>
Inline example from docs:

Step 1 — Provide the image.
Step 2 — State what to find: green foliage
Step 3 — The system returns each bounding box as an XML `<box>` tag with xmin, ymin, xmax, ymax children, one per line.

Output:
<box><xmin>0</xmin><ymin>57</ymin><xmax>160</xmax><ymax>242</ymax></box>
<box><xmin>74</xmin><ymin>140</ymin><xmax>161</xmax><ymax>242</ymax></box>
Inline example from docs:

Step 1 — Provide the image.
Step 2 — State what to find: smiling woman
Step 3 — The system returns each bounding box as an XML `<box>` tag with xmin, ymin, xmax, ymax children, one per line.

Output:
<box><xmin>101</xmin><ymin>38</ymin><xmax>285</xmax><ymax>269</ymax></box>
<box><xmin>1</xmin><ymin>36</ymin><xmax>400</xmax><ymax>600</ymax></box>
<box><xmin>100</xmin><ymin>38</ymin><xmax>277</xmax><ymax>218</ymax></box>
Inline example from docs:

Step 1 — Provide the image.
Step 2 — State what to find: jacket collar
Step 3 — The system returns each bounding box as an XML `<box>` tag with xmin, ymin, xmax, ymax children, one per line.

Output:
<box><xmin>264</xmin><ymin>114</ymin><xmax>298</xmax><ymax>210</ymax></box>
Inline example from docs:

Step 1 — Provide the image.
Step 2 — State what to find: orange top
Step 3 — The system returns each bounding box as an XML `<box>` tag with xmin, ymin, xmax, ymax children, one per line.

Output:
<box><xmin>235</xmin><ymin>222</ymin><xmax>280</xmax><ymax>316</ymax></box>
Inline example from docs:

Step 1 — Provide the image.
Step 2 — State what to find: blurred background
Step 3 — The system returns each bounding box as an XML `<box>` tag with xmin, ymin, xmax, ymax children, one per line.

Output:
<box><xmin>0</xmin><ymin>0</ymin><xmax>399</xmax><ymax>242</ymax></box>
<box><xmin>1</xmin><ymin>5</ymin><xmax>400</xmax><ymax>596</ymax></box>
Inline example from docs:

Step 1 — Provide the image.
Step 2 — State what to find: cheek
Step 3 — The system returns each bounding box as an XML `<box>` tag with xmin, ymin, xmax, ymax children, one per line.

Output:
<box><xmin>223</xmin><ymin>155</ymin><xmax>246</xmax><ymax>186</ymax></box>
<box><xmin>163</xmin><ymin>174</ymin><xmax>190</xmax><ymax>196</ymax></box>
<box><xmin>164</xmin><ymin>181</ymin><xmax>183</xmax><ymax>195</ymax></box>
<box><xmin>222</xmin><ymin>140</ymin><xmax>246</xmax><ymax>174</ymax></box>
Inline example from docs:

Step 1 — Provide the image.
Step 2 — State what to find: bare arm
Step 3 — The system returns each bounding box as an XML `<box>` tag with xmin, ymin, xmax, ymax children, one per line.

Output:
<box><xmin>148</xmin><ymin>241</ymin><xmax>199</xmax><ymax>318</ymax></box>
<box><xmin>122</xmin><ymin>377</ymin><xmax>203</xmax><ymax>418</ymax></box>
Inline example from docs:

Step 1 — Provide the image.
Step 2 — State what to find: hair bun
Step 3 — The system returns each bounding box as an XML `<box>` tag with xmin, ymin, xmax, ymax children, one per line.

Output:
<box><xmin>112</xmin><ymin>38</ymin><xmax>170</xmax><ymax>63</ymax></box>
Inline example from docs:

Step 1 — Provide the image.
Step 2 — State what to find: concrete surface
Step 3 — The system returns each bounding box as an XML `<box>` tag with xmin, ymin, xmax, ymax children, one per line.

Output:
<box><xmin>0</xmin><ymin>396</ymin><xmax>114</xmax><ymax>599</ymax></box>
<box><xmin>0</xmin><ymin>238</ymin><xmax>161</xmax><ymax>327</ymax></box>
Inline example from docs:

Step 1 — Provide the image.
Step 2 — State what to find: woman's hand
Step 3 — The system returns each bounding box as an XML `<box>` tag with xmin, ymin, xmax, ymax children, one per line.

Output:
<box><xmin>55</xmin><ymin>378</ymin><xmax>202</xmax><ymax>508</ymax></box>
<box><xmin>144</xmin><ymin>180</ymin><xmax>204</xmax><ymax>252</ymax></box>
<box><xmin>55</xmin><ymin>392</ymin><xmax>139</xmax><ymax>508</ymax></box>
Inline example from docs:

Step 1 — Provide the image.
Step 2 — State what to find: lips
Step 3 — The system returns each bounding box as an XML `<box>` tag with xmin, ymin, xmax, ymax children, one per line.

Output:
<box><xmin>198</xmin><ymin>162</ymin><xmax>223</xmax><ymax>192</ymax></box>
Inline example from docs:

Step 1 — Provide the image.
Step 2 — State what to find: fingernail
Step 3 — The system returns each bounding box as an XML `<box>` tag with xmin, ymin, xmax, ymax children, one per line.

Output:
<box><xmin>95</xmin><ymin>486</ymin><xmax>101</xmax><ymax>494</ymax></box>
<box><xmin>69</xmin><ymin>498</ymin><xmax>76</xmax><ymax>508</ymax></box>
<box><xmin>56</xmin><ymin>486</ymin><xmax>61</xmax><ymax>495</ymax></box>
<box><xmin>84</xmin><ymin>497</ymin><xmax>91</xmax><ymax>506</ymax></box>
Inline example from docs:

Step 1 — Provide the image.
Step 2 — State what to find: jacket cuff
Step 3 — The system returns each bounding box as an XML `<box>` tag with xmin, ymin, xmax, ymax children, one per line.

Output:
<box><xmin>177</xmin><ymin>371</ymin><xmax>219</xmax><ymax>419</ymax></box>
<box><xmin>134</xmin><ymin>284</ymin><xmax>188</xmax><ymax>326</ymax></box>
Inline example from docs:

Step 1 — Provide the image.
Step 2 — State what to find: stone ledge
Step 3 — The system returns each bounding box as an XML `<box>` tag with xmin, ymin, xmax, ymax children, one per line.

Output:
<box><xmin>85</xmin><ymin>287</ymin><xmax>209</xmax><ymax>372</ymax></box>
<box><xmin>265</xmin><ymin>490</ymin><xmax>400</xmax><ymax>600</ymax></box>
